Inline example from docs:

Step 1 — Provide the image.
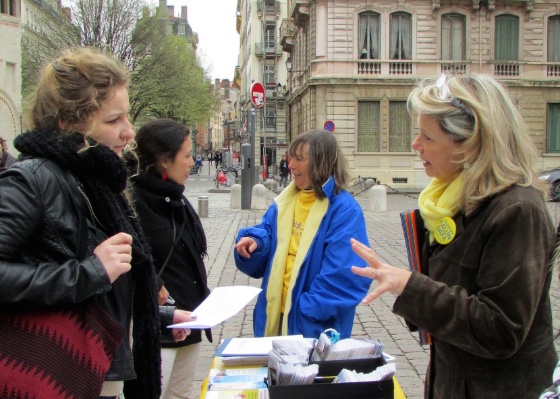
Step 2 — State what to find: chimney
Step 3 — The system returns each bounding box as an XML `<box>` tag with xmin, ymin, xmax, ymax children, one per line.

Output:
<box><xmin>61</xmin><ymin>6</ymin><xmax>71</xmax><ymax>19</ymax></box>
<box><xmin>181</xmin><ymin>6</ymin><xmax>187</xmax><ymax>21</ymax></box>
<box><xmin>167</xmin><ymin>5</ymin><xmax>174</xmax><ymax>17</ymax></box>
<box><xmin>159</xmin><ymin>0</ymin><xmax>166</xmax><ymax>10</ymax></box>
<box><xmin>215</xmin><ymin>79</ymin><xmax>220</xmax><ymax>89</ymax></box>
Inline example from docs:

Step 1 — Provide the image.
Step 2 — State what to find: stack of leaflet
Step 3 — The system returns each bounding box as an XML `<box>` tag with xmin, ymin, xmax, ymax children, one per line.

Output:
<box><xmin>218</xmin><ymin>336</ymin><xmax>315</xmax><ymax>366</ymax></box>
<box><xmin>311</xmin><ymin>332</ymin><xmax>384</xmax><ymax>362</ymax></box>
<box><xmin>268</xmin><ymin>338</ymin><xmax>317</xmax><ymax>386</ymax></box>
<box><xmin>207</xmin><ymin>367</ymin><xmax>268</xmax><ymax>391</ymax></box>
<box><xmin>275</xmin><ymin>363</ymin><xmax>318</xmax><ymax>386</ymax></box>
<box><xmin>333</xmin><ymin>363</ymin><xmax>397</xmax><ymax>384</ymax></box>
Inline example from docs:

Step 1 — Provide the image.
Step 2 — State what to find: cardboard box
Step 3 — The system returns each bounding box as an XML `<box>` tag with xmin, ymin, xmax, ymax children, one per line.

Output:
<box><xmin>268</xmin><ymin>356</ymin><xmax>394</xmax><ymax>399</ymax></box>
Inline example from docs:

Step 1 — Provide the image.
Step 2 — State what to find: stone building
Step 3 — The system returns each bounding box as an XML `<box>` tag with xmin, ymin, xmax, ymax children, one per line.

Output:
<box><xmin>281</xmin><ymin>0</ymin><xmax>560</xmax><ymax>189</ymax></box>
<box><xmin>0</xmin><ymin>0</ymin><xmax>21</xmax><ymax>154</ymax></box>
<box><xmin>237</xmin><ymin>0</ymin><xmax>290</xmax><ymax>175</ymax></box>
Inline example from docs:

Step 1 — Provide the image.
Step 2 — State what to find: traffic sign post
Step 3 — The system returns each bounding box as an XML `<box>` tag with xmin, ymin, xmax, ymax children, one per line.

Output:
<box><xmin>324</xmin><ymin>120</ymin><xmax>335</xmax><ymax>133</ymax></box>
<box><xmin>250</xmin><ymin>82</ymin><xmax>266</xmax><ymax>108</ymax></box>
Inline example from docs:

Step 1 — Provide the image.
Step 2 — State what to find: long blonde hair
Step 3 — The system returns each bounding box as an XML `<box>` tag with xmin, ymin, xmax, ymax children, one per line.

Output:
<box><xmin>408</xmin><ymin>73</ymin><xmax>547</xmax><ymax>215</ymax></box>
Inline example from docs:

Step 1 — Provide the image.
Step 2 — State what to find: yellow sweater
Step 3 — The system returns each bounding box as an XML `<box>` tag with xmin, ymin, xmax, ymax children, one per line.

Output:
<box><xmin>282</xmin><ymin>189</ymin><xmax>316</xmax><ymax>311</ymax></box>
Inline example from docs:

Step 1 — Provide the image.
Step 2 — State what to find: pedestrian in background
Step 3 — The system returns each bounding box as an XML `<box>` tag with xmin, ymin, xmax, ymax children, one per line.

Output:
<box><xmin>352</xmin><ymin>73</ymin><xmax>557</xmax><ymax>398</ymax></box>
<box><xmin>132</xmin><ymin>119</ymin><xmax>212</xmax><ymax>399</ymax></box>
<box><xmin>195</xmin><ymin>156</ymin><xmax>203</xmax><ymax>176</ymax></box>
<box><xmin>0</xmin><ymin>136</ymin><xmax>17</xmax><ymax>172</ymax></box>
<box><xmin>278</xmin><ymin>154</ymin><xmax>289</xmax><ymax>187</ymax></box>
<box><xmin>234</xmin><ymin>130</ymin><xmax>371</xmax><ymax>339</ymax></box>
<box><xmin>0</xmin><ymin>47</ymin><xmax>192</xmax><ymax>399</ymax></box>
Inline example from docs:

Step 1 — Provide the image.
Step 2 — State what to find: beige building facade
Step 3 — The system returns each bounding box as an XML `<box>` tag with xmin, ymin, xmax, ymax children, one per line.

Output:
<box><xmin>0</xmin><ymin>0</ymin><xmax>21</xmax><ymax>154</ymax></box>
<box><xmin>281</xmin><ymin>0</ymin><xmax>560</xmax><ymax>189</ymax></box>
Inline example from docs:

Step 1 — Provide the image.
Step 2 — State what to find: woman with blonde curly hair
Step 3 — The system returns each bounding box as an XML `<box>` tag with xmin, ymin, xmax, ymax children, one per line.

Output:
<box><xmin>352</xmin><ymin>74</ymin><xmax>557</xmax><ymax>398</ymax></box>
<box><xmin>0</xmin><ymin>47</ymin><xmax>192</xmax><ymax>399</ymax></box>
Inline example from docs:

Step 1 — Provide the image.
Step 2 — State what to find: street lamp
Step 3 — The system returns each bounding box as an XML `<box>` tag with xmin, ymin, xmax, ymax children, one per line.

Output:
<box><xmin>285</xmin><ymin>57</ymin><xmax>306</xmax><ymax>73</ymax></box>
<box><xmin>286</xmin><ymin>57</ymin><xmax>293</xmax><ymax>72</ymax></box>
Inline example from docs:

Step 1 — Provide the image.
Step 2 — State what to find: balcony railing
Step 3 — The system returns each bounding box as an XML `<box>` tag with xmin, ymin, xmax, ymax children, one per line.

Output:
<box><xmin>547</xmin><ymin>63</ymin><xmax>560</xmax><ymax>77</ymax></box>
<box><xmin>389</xmin><ymin>62</ymin><xmax>413</xmax><ymax>75</ymax></box>
<box><xmin>257</xmin><ymin>0</ymin><xmax>280</xmax><ymax>15</ymax></box>
<box><xmin>494</xmin><ymin>62</ymin><xmax>520</xmax><ymax>76</ymax></box>
<box><xmin>280</xmin><ymin>19</ymin><xmax>296</xmax><ymax>52</ymax></box>
<box><xmin>255</xmin><ymin>43</ymin><xmax>283</xmax><ymax>58</ymax></box>
<box><xmin>441</xmin><ymin>61</ymin><xmax>467</xmax><ymax>75</ymax></box>
<box><xmin>358</xmin><ymin>61</ymin><xmax>382</xmax><ymax>75</ymax></box>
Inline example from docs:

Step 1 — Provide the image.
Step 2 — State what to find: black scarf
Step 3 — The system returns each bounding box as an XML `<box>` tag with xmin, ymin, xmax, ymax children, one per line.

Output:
<box><xmin>14</xmin><ymin>129</ymin><xmax>162</xmax><ymax>398</ymax></box>
<box><xmin>132</xmin><ymin>169</ymin><xmax>208</xmax><ymax>259</ymax></box>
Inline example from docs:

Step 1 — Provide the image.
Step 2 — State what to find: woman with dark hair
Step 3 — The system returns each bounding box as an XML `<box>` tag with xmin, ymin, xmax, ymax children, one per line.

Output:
<box><xmin>0</xmin><ymin>47</ymin><xmax>191</xmax><ymax>399</ymax></box>
<box><xmin>0</xmin><ymin>136</ymin><xmax>17</xmax><ymax>172</ymax></box>
<box><xmin>132</xmin><ymin>118</ymin><xmax>212</xmax><ymax>399</ymax></box>
<box><xmin>234</xmin><ymin>130</ymin><xmax>371</xmax><ymax>339</ymax></box>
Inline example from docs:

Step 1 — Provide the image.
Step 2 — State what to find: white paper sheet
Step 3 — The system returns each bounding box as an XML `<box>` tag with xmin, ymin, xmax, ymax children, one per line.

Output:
<box><xmin>167</xmin><ymin>286</ymin><xmax>261</xmax><ymax>329</ymax></box>
<box><xmin>221</xmin><ymin>335</ymin><xmax>306</xmax><ymax>357</ymax></box>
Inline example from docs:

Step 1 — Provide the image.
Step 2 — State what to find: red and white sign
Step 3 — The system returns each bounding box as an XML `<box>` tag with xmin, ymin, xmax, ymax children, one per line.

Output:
<box><xmin>324</xmin><ymin>120</ymin><xmax>335</xmax><ymax>133</ymax></box>
<box><xmin>250</xmin><ymin>82</ymin><xmax>266</xmax><ymax>108</ymax></box>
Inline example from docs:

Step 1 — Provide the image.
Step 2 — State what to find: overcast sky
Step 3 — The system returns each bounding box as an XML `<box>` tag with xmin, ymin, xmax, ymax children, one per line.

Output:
<box><xmin>166</xmin><ymin>0</ymin><xmax>240</xmax><ymax>81</ymax></box>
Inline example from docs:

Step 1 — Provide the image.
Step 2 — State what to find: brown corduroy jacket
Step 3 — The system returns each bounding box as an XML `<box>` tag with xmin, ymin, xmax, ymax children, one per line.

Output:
<box><xmin>394</xmin><ymin>185</ymin><xmax>558</xmax><ymax>399</ymax></box>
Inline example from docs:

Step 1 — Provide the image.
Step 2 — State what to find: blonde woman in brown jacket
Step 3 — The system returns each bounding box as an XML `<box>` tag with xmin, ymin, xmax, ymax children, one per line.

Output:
<box><xmin>352</xmin><ymin>74</ymin><xmax>557</xmax><ymax>399</ymax></box>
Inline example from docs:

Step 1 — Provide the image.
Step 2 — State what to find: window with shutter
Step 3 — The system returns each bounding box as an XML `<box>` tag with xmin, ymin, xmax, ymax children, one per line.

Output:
<box><xmin>495</xmin><ymin>14</ymin><xmax>519</xmax><ymax>61</ymax></box>
<box><xmin>389</xmin><ymin>102</ymin><xmax>411</xmax><ymax>153</ymax></box>
<box><xmin>548</xmin><ymin>16</ymin><xmax>560</xmax><ymax>62</ymax></box>
<box><xmin>442</xmin><ymin>14</ymin><xmax>465</xmax><ymax>61</ymax></box>
<box><xmin>546</xmin><ymin>103</ymin><xmax>560</xmax><ymax>153</ymax></box>
<box><xmin>358</xmin><ymin>102</ymin><xmax>381</xmax><ymax>152</ymax></box>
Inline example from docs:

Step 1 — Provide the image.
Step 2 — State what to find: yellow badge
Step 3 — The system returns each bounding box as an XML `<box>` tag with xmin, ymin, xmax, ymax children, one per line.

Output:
<box><xmin>434</xmin><ymin>217</ymin><xmax>456</xmax><ymax>245</ymax></box>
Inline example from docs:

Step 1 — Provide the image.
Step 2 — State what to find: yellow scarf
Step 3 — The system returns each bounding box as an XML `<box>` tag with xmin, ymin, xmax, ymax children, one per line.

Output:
<box><xmin>418</xmin><ymin>172</ymin><xmax>464</xmax><ymax>243</ymax></box>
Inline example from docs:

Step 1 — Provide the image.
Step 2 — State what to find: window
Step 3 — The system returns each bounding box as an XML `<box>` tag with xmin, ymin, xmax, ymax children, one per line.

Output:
<box><xmin>442</xmin><ymin>14</ymin><xmax>466</xmax><ymax>60</ymax></box>
<box><xmin>358</xmin><ymin>12</ymin><xmax>380</xmax><ymax>59</ymax></box>
<box><xmin>389</xmin><ymin>102</ymin><xmax>411</xmax><ymax>152</ymax></box>
<box><xmin>1</xmin><ymin>0</ymin><xmax>18</xmax><ymax>16</ymax></box>
<box><xmin>265</xmin><ymin>108</ymin><xmax>276</xmax><ymax>130</ymax></box>
<box><xmin>548</xmin><ymin>15</ymin><xmax>560</xmax><ymax>62</ymax></box>
<box><xmin>265</xmin><ymin>24</ymin><xmax>276</xmax><ymax>53</ymax></box>
<box><xmin>495</xmin><ymin>14</ymin><xmax>519</xmax><ymax>61</ymax></box>
<box><xmin>357</xmin><ymin>102</ymin><xmax>380</xmax><ymax>152</ymax></box>
<box><xmin>264</xmin><ymin>64</ymin><xmax>276</xmax><ymax>86</ymax></box>
<box><xmin>390</xmin><ymin>12</ymin><xmax>412</xmax><ymax>60</ymax></box>
<box><xmin>547</xmin><ymin>103</ymin><xmax>560</xmax><ymax>153</ymax></box>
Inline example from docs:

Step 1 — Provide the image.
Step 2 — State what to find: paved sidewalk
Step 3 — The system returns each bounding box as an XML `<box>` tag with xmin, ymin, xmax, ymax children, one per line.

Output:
<box><xmin>183</xmin><ymin>172</ymin><xmax>560</xmax><ymax>399</ymax></box>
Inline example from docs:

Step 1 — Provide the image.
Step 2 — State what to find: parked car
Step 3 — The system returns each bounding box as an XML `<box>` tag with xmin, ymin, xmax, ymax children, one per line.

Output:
<box><xmin>539</xmin><ymin>167</ymin><xmax>560</xmax><ymax>201</ymax></box>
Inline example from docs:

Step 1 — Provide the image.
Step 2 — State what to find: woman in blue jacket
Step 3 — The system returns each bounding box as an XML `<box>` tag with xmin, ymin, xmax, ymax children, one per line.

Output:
<box><xmin>234</xmin><ymin>130</ymin><xmax>371</xmax><ymax>339</ymax></box>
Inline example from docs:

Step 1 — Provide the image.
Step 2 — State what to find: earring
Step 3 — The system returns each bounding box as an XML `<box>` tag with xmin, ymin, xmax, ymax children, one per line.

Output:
<box><xmin>162</xmin><ymin>168</ymin><xmax>168</xmax><ymax>181</ymax></box>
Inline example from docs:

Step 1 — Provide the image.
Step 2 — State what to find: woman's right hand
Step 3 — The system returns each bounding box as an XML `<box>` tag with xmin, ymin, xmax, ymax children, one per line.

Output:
<box><xmin>234</xmin><ymin>237</ymin><xmax>258</xmax><ymax>258</ymax></box>
<box><xmin>94</xmin><ymin>232</ymin><xmax>133</xmax><ymax>283</ymax></box>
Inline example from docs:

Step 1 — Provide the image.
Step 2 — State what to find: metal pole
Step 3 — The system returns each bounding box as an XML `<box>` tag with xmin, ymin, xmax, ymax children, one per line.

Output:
<box><xmin>241</xmin><ymin>142</ymin><xmax>252</xmax><ymax>210</ymax></box>
<box><xmin>249</xmin><ymin>108</ymin><xmax>257</xmax><ymax>188</ymax></box>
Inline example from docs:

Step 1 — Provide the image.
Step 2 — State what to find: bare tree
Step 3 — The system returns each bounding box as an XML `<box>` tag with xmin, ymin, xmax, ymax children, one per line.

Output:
<box><xmin>22</xmin><ymin>3</ymin><xmax>80</xmax><ymax>99</ymax></box>
<box><xmin>66</xmin><ymin>0</ymin><xmax>149</xmax><ymax>68</ymax></box>
<box><xmin>22</xmin><ymin>0</ymin><xmax>217</xmax><ymax>129</ymax></box>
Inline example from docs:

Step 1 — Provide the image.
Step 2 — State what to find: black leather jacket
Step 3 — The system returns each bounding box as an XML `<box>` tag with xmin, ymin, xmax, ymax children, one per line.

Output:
<box><xmin>0</xmin><ymin>159</ymin><xmax>175</xmax><ymax>381</ymax></box>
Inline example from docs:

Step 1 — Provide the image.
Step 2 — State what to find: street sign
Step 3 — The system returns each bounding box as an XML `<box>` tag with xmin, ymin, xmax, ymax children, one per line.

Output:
<box><xmin>324</xmin><ymin>120</ymin><xmax>335</xmax><ymax>133</ymax></box>
<box><xmin>250</xmin><ymin>82</ymin><xmax>266</xmax><ymax>108</ymax></box>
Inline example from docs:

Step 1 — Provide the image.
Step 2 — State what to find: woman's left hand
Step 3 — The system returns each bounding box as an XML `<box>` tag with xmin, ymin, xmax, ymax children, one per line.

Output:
<box><xmin>171</xmin><ymin>310</ymin><xmax>195</xmax><ymax>342</ymax></box>
<box><xmin>158</xmin><ymin>285</ymin><xmax>169</xmax><ymax>305</ymax></box>
<box><xmin>350</xmin><ymin>238</ymin><xmax>412</xmax><ymax>304</ymax></box>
